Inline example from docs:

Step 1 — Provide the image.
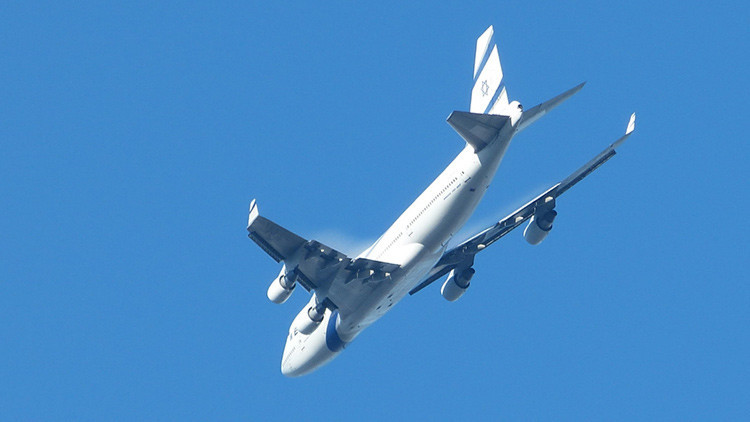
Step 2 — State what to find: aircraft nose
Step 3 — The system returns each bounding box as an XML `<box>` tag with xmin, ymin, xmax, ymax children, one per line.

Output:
<box><xmin>281</xmin><ymin>361</ymin><xmax>302</xmax><ymax>377</ymax></box>
<box><xmin>279</xmin><ymin>310</ymin><xmax>344</xmax><ymax>377</ymax></box>
<box><xmin>280</xmin><ymin>339</ymin><xmax>309</xmax><ymax>377</ymax></box>
<box><xmin>280</xmin><ymin>361</ymin><xmax>294</xmax><ymax>377</ymax></box>
<box><xmin>280</xmin><ymin>352</ymin><xmax>300</xmax><ymax>377</ymax></box>
<box><xmin>280</xmin><ymin>337</ymin><xmax>334</xmax><ymax>377</ymax></box>
<box><xmin>280</xmin><ymin>344</ymin><xmax>301</xmax><ymax>377</ymax></box>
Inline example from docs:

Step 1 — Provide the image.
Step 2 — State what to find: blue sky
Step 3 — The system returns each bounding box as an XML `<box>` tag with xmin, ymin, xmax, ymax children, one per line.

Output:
<box><xmin>2</xmin><ymin>1</ymin><xmax>748</xmax><ymax>420</ymax></box>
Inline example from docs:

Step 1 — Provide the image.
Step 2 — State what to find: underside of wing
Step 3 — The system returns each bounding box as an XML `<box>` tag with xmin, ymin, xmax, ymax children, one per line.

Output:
<box><xmin>247</xmin><ymin>200</ymin><xmax>400</xmax><ymax>314</ymax></box>
<box><xmin>247</xmin><ymin>200</ymin><xmax>307</xmax><ymax>262</ymax></box>
<box><xmin>410</xmin><ymin>113</ymin><xmax>636</xmax><ymax>296</ymax></box>
<box><xmin>409</xmin><ymin>185</ymin><xmax>556</xmax><ymax>295</ymax></box>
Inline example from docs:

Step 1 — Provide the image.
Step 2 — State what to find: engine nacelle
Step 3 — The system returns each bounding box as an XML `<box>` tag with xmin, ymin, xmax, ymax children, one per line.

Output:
<box><xmin>266</xmin><ymin>265</ymin><xmax>296</xmax><ymax>304</ymax></box>
<box><xmin>441</xmin><ymin>267</ymin><xmax>475</xmax><ymax>302</ymax></box>
<box><xmin>523</xmin><ymin>209</ymin><xmax>557</xmax><ymax>245</ymax></box>
<box><xmin>292</xmin><ymin>304</ymin><xmax>325</xmax><ymax>335</ymax></box>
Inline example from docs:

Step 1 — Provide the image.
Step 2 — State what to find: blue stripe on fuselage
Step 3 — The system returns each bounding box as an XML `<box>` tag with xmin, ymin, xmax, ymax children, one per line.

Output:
<box><xmin>325</xmin><ymin>310</ymin><xmax>346</xmax><ymax>352</ymax></box>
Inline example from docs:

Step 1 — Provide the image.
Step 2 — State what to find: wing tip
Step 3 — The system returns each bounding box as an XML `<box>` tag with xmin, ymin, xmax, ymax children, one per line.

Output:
<box><xmin>612</xmin><ymin>113</ymin><xmax>636</xmax><ymax>149</ymax></box>
<box><xmin>248</xmin><ymin>199</ymin><xmax>259</xmax><ymax>229</ymax></box>
<box><xmin>626</xmin><ymin>113</ymin><xmax>636</xmax><ymax>135</ymax></box>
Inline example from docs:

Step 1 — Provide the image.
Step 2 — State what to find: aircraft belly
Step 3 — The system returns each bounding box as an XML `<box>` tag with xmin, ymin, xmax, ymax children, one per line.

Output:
<box><xmin>335</xmin><ymin>132</ymin><xmax>515</xmax><ymax>340</ymax></box>
<box><xmin>336</xmin><ymin>244</ymin><xmax>444</xmax><ymax>339</ymax></box>
<box><xmin>415</xmin><ymin>134</ymin><xmax>512</xmax><ymax>250</ymax></box>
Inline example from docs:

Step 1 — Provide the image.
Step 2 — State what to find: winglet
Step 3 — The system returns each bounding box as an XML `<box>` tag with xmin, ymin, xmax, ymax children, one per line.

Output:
<box><xmin>626</xmin><ymin>113</ymin><xmax>636</xmax><ymax>135</ymax></box>
<box><xmin>613</xmin><ymin>113</ymin><xmax>636</xmax><ymax>148</ymax></box>
<box><xmin>248</xmin><ymin>199</ymin><xmax>260</xmax><ymax>229</ymax></box>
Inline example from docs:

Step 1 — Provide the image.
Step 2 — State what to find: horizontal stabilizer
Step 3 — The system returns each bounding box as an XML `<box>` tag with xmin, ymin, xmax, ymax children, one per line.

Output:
<box><xmin>447</xmin><ymin>111</ymin><xmax>510</xmax><ymax>152</ymax></box>
<box><xmin>515</xmin><ymin>82</ymin><xmax>586</xmax><ymax>133</ymax></box>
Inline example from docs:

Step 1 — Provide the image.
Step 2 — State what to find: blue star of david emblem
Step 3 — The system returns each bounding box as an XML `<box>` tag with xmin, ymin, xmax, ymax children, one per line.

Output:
<box><xmin>481</xmin><ymin>80</ymin><xmax>490</xmax><ymax>96</ymax></box>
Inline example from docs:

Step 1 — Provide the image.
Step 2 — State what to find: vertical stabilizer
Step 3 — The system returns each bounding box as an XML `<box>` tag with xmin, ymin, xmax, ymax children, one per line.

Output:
<box><xmin>471</xmin><ymin>26</ymin><xmax>511</xmax><ymax>116</ymax></box>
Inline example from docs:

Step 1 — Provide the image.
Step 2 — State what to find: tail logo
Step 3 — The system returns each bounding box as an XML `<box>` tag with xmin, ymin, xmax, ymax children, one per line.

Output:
<box><xmin>470</xmin><ymin>26</ymin><xmax>510</xmax><ymax>115</ymax></box>
<box><xmin>481</xmin><ymin>80</ymin><xmax>490</xmax><ymax>96</ymax></box>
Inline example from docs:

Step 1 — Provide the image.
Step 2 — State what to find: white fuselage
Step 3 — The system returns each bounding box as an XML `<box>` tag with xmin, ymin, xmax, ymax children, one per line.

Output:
<box><xmin>281</xmin><ymin>121</ymin><xmax>517</xmax><ymax>376</ymax></box>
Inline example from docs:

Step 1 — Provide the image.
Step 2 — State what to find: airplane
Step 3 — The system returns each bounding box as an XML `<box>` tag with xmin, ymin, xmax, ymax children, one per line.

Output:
<box><xmin>247</xmin><ymin>25</ymin><xmax>636</xmax><ymax>377</ymax></box>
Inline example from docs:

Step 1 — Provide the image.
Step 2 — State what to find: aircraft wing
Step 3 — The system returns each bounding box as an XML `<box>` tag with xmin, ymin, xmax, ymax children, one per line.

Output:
<box><xmin>247</xmin><ymin>200</ymin><xmax>400</xmax><ymax>313</ymax></box>
<box><xmin>410</xmin><ymin>113</ymin><xmax>636</xmax><ymax>295</ymax></box>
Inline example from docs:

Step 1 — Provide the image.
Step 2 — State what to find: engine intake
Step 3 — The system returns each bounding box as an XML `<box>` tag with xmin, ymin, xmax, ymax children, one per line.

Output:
<box><xmin>441</xmin><ymin>268</ymin><xmax>475</xmax><ymax>302</ymax></box>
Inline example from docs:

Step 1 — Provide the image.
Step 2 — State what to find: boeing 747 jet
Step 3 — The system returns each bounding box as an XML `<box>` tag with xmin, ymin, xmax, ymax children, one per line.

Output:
<box><xmin>247</xmin><ymin>26</ymin><xmax>636</xmax><ymax>376</ymax></box>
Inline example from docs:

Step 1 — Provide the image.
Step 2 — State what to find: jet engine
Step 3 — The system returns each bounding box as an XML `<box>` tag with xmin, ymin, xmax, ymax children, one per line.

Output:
<box><xmin>292</xmin><ymin>303</ymin><xmax>325</xmax><ymax>335</ymax></box>
<box><xmin>441</xmin><ymin>267</ymin><xmax>475</xmax><ymax>302</ymax></box>
<box><xmin>267</xmin><ymin>265</ymin><xmax>296</xmax><ymax>304</ymax></box>
<box><xmin>523</xmin><ymin>208</ymin><xmax>557</xmax><ymax>245</ymax></box>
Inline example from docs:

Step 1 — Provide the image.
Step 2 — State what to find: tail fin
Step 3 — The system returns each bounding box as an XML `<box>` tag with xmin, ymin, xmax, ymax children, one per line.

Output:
<box><xmin>471</xmin><ymin>26</ymin><xmax>512</xmax><ymax>116</ymax></box>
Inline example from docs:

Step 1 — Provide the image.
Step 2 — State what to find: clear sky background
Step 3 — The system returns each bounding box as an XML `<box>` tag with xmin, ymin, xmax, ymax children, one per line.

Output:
<box><xmin>2</xmin><ymin>1</ymin><xmax>748</xmax><ymax>420</ymax></box>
